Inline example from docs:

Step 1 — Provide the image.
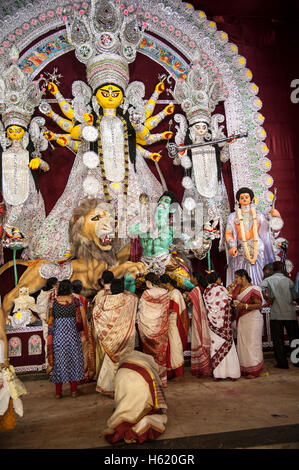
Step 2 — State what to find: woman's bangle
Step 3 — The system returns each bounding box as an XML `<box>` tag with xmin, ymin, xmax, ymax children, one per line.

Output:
<box><xmin>245</xmin><ymin>304</ymin><xmax>248</xmax><ymax>310</ymax></box>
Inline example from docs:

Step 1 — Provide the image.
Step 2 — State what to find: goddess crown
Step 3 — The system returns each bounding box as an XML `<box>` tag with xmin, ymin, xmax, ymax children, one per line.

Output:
<box><xmin>65</xmin><ymin>0</ymin><xmax>145</xmax><ymax>92</ymax></box>
<box><xmin>0</xmin><ymin>46</ymin><xmax>45</xmax><ymax>129</ymax></box>
<box><xmin>172</xmin><ymin>51</ymin><xmax>227</xmax><ymax>126</ymax></box>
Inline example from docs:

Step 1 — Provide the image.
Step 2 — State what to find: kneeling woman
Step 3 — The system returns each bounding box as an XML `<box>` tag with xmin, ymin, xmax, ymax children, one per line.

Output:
<box><xmin>232</xmin><ymin>269</ymin><xmax>264</xmax><ymax>378</ymax></box>
<box><xmin>47</xmin><ymin>280</ymin><xmax>87</xmax><ymax>398</ymax></box>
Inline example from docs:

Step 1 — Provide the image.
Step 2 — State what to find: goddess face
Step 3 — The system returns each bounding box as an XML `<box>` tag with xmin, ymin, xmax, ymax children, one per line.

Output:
<box><xmin>6</xmin><ymin>125</ymin><xmax>25</xmax><ymax>141</ymax></box>
<box><xmin>238</xmin><ymin>192</ymin><xmax>252</xmax><ymax>207</ymax></box>
<box><xmin>192</xmin><ymin>122</ymin><xmax>208</xmax><ymax>137</ymax></box>
<box><xmin>96</xmin><ymin>84</ymin><xmax>124</xmax><ymax>109</ymax></box>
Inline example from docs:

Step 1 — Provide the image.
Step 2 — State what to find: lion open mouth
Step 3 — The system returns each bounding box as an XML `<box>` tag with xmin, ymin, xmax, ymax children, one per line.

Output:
<box><xmin>99</xmin><ymin>235</ymin><xmax>113</xmax><ymax>246</ymax></box>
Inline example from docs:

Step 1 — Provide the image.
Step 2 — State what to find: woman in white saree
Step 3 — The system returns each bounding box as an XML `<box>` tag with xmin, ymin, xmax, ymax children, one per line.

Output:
<box><xmin>231</xmin><ymin>269</ymin><xmax>264</xmax><ymax>378</ymax></box>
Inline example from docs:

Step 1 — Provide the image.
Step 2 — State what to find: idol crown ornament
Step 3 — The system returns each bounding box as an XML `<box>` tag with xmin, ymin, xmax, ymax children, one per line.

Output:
<box><xmin>0</xmin><ymin>46</ymin><xmax>46</xmax><ymax>129</ymax></box>
<box><xmin>172</xmin><ymin>51</ymin><xmax>227</xmax><ymax>125</ymax></box>
<box><xmin>65</xmin><ymin>0</ymin><xmax>146</xmax><ymax>92</ymax></box>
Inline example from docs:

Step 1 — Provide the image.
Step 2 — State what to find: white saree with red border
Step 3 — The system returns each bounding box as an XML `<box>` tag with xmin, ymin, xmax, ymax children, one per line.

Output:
<box><xmin>234</xmin><ymin>285</ymin><xmax>264</xmax><ymax>376</ymax></box>
<box><xmin>166</xmin><ymin>288</ymin><xmax>190</xmax><ymax>378</ymax></box>
<box><xmin>189</xmin><ymin>286</ymin><xmax>212</xmax><ymax>377</ymax></box>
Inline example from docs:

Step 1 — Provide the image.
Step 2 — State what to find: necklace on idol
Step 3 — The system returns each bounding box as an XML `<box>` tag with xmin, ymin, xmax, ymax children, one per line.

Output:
<box><xmin>237</xmin><ymin>206</ymin><xmax>258</xmax><ymax>265</ymax></box>
<box><xmin>96</xmin><ymin>114</ymin><xmax>130</xmax><ymax>205</ymax></box>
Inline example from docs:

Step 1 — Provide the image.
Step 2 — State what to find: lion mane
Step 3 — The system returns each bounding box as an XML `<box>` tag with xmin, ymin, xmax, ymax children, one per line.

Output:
<box><xmin>68</xmin><ymin>197</ymin><xmax>122</xmax><ymax>265</ymax></box>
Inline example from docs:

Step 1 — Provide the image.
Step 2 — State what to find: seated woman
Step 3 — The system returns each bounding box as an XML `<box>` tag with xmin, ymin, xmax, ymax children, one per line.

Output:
<box><xmin>104</xmin><ymin>350</ymin><xmax>167</xmax><ymax>445</ymax></box>
<box><xmin>230</xmin><ymin>269</ymin><xmax>264</xmax><ymax>378</ymax></box>
<box><xmin>204</xmin><ymin>272</ymin><xmax>240</xmax><ymax>381</ymax></box>
<box><xmin>47</xmin><ymin>279</ymin><xmax>87</xmax><ymax>398</ymax></box>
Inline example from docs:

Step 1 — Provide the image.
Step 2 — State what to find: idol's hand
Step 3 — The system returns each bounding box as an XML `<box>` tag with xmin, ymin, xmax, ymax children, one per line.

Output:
<box><xmin>229</xmin><ymin>247</ymin><xmax>238</xmax><ymax>257</ymax></box>
<box><xmin>269</xmin><ymin>208</ymin><xmax>280</xmax><ymax>218</ymax></box>
<box><xmin>44</xmin><ymin>130</ymin><xmax>55</xmax><ymax>140</ymax></box>
<box><xmin>165</xmin><ymin>104</ymin><xmax>175</xmax><ymax>115</ymax></box>
<box><xmin>29</xmin><ymin>158</ymin><xmax>41</xmax><ymax>170</ymax></box>
<box><xmin>48</xmin><ymin>82</ymin><xmax>58</xmax><ymax>94</ymax></box>
<box><xmin>162</xmin><ymin>131</ymin><xmax>173</xmax><ymax>140</ymax></box>
<box><xmin>150</xmin><ymin>152</ymin><xmax>162</xmax><ymax>162</ymax></box>
<box><xmin>155</xmin><ymin>81</ymin><xmax>165</xmax><ymax>93</ymax></box>
<box><xmin>83</xmin><ymin>113</ymin><xmax>94</xmax><ymax>125</ymax></box>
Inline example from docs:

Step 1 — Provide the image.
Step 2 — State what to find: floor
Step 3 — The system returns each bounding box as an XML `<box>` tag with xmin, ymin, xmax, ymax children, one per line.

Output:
<box><xmin>1</xmin><ymin>353</ymin><xmax>299</xmax><ymax>449</ymax></box>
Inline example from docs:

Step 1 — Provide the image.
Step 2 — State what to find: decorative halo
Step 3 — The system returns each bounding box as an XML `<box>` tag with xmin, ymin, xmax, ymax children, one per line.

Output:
<box><xmin>82</xmin><ymin>125</ymin><xmax>99</xmax><ymax>142</ymax></box>
<box><xmin>83</xmin><ymin>151</ymin><xmax>99</xmax><ymax>169</ymax></box>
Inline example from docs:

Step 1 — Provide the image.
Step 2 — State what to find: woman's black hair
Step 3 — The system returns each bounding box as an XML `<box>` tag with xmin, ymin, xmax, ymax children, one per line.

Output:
<box><xmin>207</xmin><ymin>271</ymin><xmax>221</xmax><ymax>285</ymax></box>
<box><xmin>90</xmin><ymin>83</ymin><xmax>136</xmax><ymax>171</ymax></box>
<box><xmin>160</xmin><ymin>273</ymin><xmax>177</xmax><ymax>287</ymax></box>
<box><xmin>57</xmin><ymin>279</ymin><xmax>73</xmax><ymax>296</ymax></box>
<box><xmin>235</xmin><ymin>269</ymin><xmax>252</xmax><ymax>283</ymax></box>
<box><xmin>72</xmin><ymin>279</ymin><xmax>83</xmax><ymax>294</ymax></box>
<box><xmin>110</xmin><ymin>277</ymin><xmax>125</xmax><ymax>295</ymax></box>
<box><xmin>145</xmin><ymin>272</ymin><xmax>160</xmax><ymax>286</ymax></box>
<box><xmin>43</xmin><ymin>277</ymin><xmax>58</xmax><ymax>291</ymax></box>
<box><xmin>192</xmin><ymin>271</ymin><xmax>208</xmax><ymax>289</ymax></box>
<box><xmin>98</xmin><ymin>270</ymin><xmax>115</xmax><ymax>288</ymax></box>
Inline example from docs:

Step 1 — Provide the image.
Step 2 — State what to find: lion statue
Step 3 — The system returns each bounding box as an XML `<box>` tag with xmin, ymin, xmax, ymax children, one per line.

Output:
<box><xmin>0</xmin><ymin>198</ymin><xmax>145</xmax><ymax>320</ymax></box>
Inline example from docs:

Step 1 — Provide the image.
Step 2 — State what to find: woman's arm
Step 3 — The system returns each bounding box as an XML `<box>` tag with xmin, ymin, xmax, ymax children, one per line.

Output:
<box><xmin>236</xmin><ymin>299</ymin><xmax>262</xmax><ymax>312</ymax></box>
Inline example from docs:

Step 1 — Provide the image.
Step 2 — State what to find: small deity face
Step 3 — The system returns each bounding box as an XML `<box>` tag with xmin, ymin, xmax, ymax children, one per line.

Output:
<box><xmin>96</xmin><ymin>84</ymin><xmax>124</xmax><ymax>109</ymax></box>
<box><xmin>238</xmin><ymin>192</ymin><xmax>252</xmax><ymax>207</ymax></box>
<box><xmin>6</xmin><ymin>125</ymin><xmax>25</xmax><ymax>141</ymax></box>
<box><xmin>19</xmin><ymin>287</ymin><xmax>29</xmax><ymax>296</ymax></box>
<box><xmin>192</xmin><ymin>122</ymin><xmax>208</xmax><ymax>137</ymax></box>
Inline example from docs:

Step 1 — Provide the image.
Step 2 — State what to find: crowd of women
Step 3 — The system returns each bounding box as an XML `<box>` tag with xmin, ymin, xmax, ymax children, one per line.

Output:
<box><xmin>26</xmin><ymin>266</ymin><xmax>265</xmax><ymax>400</ymax></box>
<box><xmin>0</xmin><ymin>266</ymin><xmax>266</xmax><ymax>441</ymax></box>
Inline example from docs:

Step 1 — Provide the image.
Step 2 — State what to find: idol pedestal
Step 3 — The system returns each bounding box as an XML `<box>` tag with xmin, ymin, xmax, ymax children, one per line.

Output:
<box><xmin>6</xmin><ymin>325</ymin><xmax>46</xmax><ymax>373</ymax></box>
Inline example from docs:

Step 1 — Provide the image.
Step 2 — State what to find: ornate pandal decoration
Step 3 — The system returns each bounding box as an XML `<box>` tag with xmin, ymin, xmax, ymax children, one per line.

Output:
<box><xmin>96</xmin><ymin>114</ymin><xmax>129</xmax><ymax>205</ymax></box>
<box><xmin>237</xmin><ymin>207</ymin><xmax>259</xmax><ymax>265</ymax></box>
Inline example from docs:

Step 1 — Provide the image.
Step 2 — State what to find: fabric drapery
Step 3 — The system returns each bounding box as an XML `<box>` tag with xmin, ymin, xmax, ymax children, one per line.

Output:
<box><xmin>137</xmin><ymin>287</ymin><xmax>170</xmax><ymax>386</ymax></box>
<box><xmin>189</xmin><ymin>286</ymin><xmax>212</xmax><ymax>377</ymax></box>
<box><xmin>93</xmin><ymin>292</ymin><xmax>137</xmax><ymax>395</ymax></box>
<box><xmin>166</xmin><ymin>288</ymin><xmax>189</xmax><ymax>378</ymax></box>
<box><xmin>104</xmin><ymin>350</ymin><xmax>167</xmax><ymax>445</ymax></box>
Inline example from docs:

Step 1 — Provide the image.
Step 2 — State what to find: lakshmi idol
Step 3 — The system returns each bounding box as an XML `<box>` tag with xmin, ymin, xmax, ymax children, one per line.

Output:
<box><xmin>0</xmin><ymin>47</ymin><xmax>49</xmax><ymax>242</ymax></box>
<box><xmin>225</xmin><ymin>187</ymin><xmax>280</xmax><ymax>286</ymax></box>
